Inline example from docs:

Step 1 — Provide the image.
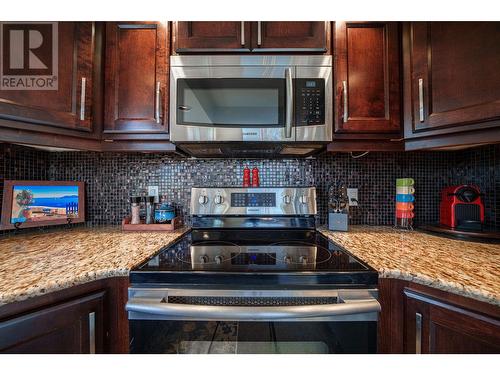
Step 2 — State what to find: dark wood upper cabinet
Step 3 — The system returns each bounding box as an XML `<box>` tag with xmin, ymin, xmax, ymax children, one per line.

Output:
<box><xmin>173</xmin><ymin>21</ymin><xmax>330</xmax><ymax>53</ymax></box>
<box><xmin>334</xmin><ymin>22</ymin><xmax>400</xmax><ymax>134</ymax></box>
<box><xmin>405</xmin><ymin>22</ymin><xmax>500</xmax><ymax>136</ymax></box>
<box><xmin>0</xmin><ymin>22</ymin><xmax>95</xmax><ymax>132</ymax></box>
<box><xmin>0</xmin><ymin>291</ymin><xmax>105</xmax><ymax>354</ymax></box>
<box><xmin>104</xmin><ymin>22</ymin><xmax>169</xmax><ymax>134</ymax></box>
<box><xmin>173</xmin><ymin>21</ymin><xmax>251</xmax><ymax>52</ymax></box>
<box><xmin>251</xmin><ymin>21</ymin><xmax>329</xmax><ymax>52</ymax></box>
<box><xmin>403</xmin><ymin>288</ymin><xmax>500</xmax><ymax>354</ymax></box>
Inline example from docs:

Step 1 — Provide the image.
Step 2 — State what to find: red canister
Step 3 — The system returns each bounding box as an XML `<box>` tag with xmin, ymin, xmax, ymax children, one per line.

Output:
<box><xmin>243</xmin><ymin>166</ymin><xmax>251</xmax><ymax>187</ymax></box>
<box><xmin>251</xmin><ymin>167</ymin><xmax>260</xmax><ymax>187</ymax></box>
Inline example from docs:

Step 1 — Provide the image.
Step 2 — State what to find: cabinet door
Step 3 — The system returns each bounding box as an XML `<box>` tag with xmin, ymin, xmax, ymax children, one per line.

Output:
<box><xmin>0</xmin><ymin>291</ymin><xmax>105</xmax><ymax>354</ymax></box>
<box><xmin>404</xmin><ymin>289</ymin><xmax>500</xmax><ymax>354</ymax></box>
<box><xmin>104</xmin><ymin>22</ymin><xmax>168</xmax><ymax>134</ymax></box>
<box><xmin>0</xmin><ymin>22</ymin><xmax>94</xmax><ymax>131</ymax></box>
<box><xmin>408</xmin><ymin>22</ymin><xmax>500</xmax><ymax>133</ymax></box>
<box><xmin>173</xmin><ymin>22</ymin><xmax>250</xmax><ymax>52</ymax></box>
<box><xmin>334</xmin><ymin>22</ymin><xmax>400</xmax><ymax>134</ymax></box>
<box><xmin>251</xmin><ymin>22</ymin><xmax>329</xmax><ymax>52</ymax></box>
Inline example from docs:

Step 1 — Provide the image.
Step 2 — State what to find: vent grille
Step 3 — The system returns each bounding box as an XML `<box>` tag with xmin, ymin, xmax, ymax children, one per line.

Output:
<box><xmin>455</xmin><ymin>204</ymin><xmax>480</xmax><ymax>222</ymax></box>
<box><xmin>166</xmin><ymin>296</ymin><xmax>338</xmax><ymax>306</ymax></box>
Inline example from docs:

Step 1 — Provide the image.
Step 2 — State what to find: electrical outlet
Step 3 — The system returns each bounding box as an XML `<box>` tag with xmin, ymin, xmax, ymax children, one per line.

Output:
<box><xmin>148</xmin><ymin>186</ymin><xmax>159</xmax><ymax>203</ymax></box>
<box><xmin>347</xmin><ymin>188</ymin><xmax>359</xmax><ymax>206</ymax></box>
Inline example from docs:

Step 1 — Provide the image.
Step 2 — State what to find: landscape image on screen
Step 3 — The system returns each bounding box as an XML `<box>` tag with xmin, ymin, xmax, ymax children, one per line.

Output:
<box><xmin>10</xmin><ymin>185</ymin><xmax>79</xmax><ymax>224</ymax></box>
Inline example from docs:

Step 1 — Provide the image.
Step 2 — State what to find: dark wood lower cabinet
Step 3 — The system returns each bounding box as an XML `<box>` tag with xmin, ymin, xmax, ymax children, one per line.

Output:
<box><xmin>0</xmin><ymin>291</ymin><xmax>105</xmax><ymax>353</ymax></box>
<box><xmin>378</xmin><ymin>279</ymin><xmax>500</xmax><ymax>354</ymax></box>
<box><xmin>0</xmin><ymin>277</ymin><xmax>128</xmax><ymax>354</ymax></box>
<box><xmin>404</xmin><ymin>288</ymin><xmax>500</xmax><ymax>353</ymax></box>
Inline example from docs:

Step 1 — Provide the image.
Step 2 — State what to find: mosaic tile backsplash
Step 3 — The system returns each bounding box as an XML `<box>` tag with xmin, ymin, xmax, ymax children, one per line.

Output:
<box><xmin>1</xmin><ymin>143</ymin><xmax>499</xmax><ymax>232</ymax></box>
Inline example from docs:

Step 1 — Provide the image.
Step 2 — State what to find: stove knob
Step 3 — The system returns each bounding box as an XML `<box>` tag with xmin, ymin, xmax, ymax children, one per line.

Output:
<box><xmin>283</xmin><ymin>195</ymin><xmax>291</xmax><ymax>204</ymax></box>
<box><xmin>299</xmin><ymin>256</ymin><xmax>308</xmax><ymax>265</ymax></box>
<box><xmin>300</xmin><ymin>195</ymin><xmax>308</xmax><ymax>204</ymax></box>
<box><xmin>214</xmin><ymin>255</ymin><xmax>224</xmax><ymax>264</ymax></box>
<box><xmin>199</xmin><ymin>255</ymin><xmax>209</xmax><ymax>264</ymax></box>
<box><xmin>283</xmin><ymin>255</ymin><xmax>292</xmax><ymax>264</ymax></box>
<box><xmin>198</xmin><ymin>195</ymin><xmax>208</xmax><ymax>205</ymax></box>
<box><xmin>214</xmin><ymin>195</ymin><xmax>224</xmax><ymax>205</ymax></box>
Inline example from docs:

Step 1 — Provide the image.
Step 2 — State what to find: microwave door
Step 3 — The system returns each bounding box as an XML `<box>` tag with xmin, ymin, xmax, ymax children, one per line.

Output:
<box><xmin>170</xmin><ymin>66</ymin><xmax>296</xmax><ymax>142</ymax></box>
<box><xmin>295</xmin><ymin>66</ymin><xmax>332</xmax><ymax>142</ymax></box>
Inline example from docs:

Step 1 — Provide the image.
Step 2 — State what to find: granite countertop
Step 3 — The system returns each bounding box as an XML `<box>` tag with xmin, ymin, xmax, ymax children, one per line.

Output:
<box><xmin>0</xmin><ymin>226</ymin><xmax>188</xmax><ymax>306</ymax></box>
<box><xmin>1</xmin><ymin>224</ymin><xmax>499</xmax><ymax>308</ymax></box>
<box><xmin>318</xmin><ymin>226</ymin><xmax>500</xmax><ymax>306</ymax></box>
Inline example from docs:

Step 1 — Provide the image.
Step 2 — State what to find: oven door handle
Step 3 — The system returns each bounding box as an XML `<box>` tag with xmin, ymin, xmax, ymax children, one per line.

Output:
<box><xmin>126</xmin><ymin>298</ymin><xmax>381</xmax><ymax>321</ymax></box>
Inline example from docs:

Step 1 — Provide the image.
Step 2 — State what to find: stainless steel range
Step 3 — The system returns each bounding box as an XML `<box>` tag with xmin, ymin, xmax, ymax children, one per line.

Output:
<box><xmin>126</xmin><ymin>187</ymin><xmax>380</xmax><ymax>354</ymax></box>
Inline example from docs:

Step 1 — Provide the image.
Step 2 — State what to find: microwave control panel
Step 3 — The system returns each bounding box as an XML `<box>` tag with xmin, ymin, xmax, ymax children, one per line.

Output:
<box><xmin>295</xmin><ymin>79</ymin><xmax>325</xmax><ymax>126</ymax></box>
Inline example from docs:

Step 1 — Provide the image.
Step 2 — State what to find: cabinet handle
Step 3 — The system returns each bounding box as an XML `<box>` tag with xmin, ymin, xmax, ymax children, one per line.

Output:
<box><xmin>89</xmin><ymin>311</ymin><xmax>95</xmax><ymax>354</ymax></box>
<box><xmin>418</xmin><ymin>78</ymin><xmax>424</xmax><ymax>122</ymax></box>
<box><xmin>80</xmin><ymin>77</ymin><xmax>86</xmax><ymax>121</ymax></box>
<box><xmin>342</xmin><ymin>80</ymin><xmax>348</xmax><ymax>122</ymax></box>
<box><xmin>415</xmin><ymin>312</ymin><xmax>422</xmax><ymax>354</ymax></box>
<box><xmin>155</xmin><ymin>81</ymin><xmax>161</xmax><ymax>124</ymax></box>
<box><xmin>240</xmin><ymin>22</ymin><xmax>245</xmax><ymax>46</ymax></box>
<box><xmin>257</xmin><ymin>21</ymin><xmax>262</xmax><ymax>46</ymax></box>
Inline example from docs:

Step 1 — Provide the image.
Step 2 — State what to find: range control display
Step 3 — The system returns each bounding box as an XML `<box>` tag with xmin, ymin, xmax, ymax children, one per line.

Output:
<box><xmin>231</xmin><ymin>193</ymin><xmax>276</xmax><ymax>207</ymax></box>
<box><xmin>295</xmin><ymin>78</ymin><xmax>325</xmax><ymax>126</ymax></box>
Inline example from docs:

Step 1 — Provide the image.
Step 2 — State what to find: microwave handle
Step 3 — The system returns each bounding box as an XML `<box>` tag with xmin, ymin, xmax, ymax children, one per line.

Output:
<box><xmin>285</xmin><ymin>67</ymin><xmax>293</xmax><ymax>138</ymax></box>
<box><xmin>126</xmin><ymin>298</ymin><xmax>380</xmax><ymax>321</ymax></box>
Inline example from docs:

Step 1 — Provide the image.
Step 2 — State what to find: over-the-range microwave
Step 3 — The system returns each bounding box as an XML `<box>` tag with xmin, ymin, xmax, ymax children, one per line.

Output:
<box><xmin>169</xmin><ymin>55</ymin><xmax>332</xmax><ymax>158</ymax></box>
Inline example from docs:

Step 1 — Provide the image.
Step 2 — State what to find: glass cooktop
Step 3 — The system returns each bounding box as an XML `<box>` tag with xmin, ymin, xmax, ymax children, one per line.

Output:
<box><xmin>130</xmin><ymin>229</ymin><xmax>377</xmax><ymax>286</ymax></box>
<box><xmin>134</xmin><ymin>229</ymin><xmax>372</xmax><ymax>273</ymax></box>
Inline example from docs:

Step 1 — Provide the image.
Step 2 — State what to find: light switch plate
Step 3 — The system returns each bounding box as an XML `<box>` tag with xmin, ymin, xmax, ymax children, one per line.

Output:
<box><xmin>347</xmin><ymin>188</ymin><xmax>358</xmax><ymax>206</ymax></box>
<box><xmin>148</xmin><ymin>186</ymin><xmax>159</xmax><ymax>203</ymax></box>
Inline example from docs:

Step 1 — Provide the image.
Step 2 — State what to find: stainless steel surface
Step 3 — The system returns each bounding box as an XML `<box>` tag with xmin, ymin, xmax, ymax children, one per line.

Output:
<box><xmin>295</xmin><ymin>65</ymin><xmax>332</xmax><ymax>142</ymax></box>
<box><xmin>415</xmin><ymin>312</ymin><xmax>423</xmax><ymax>354</ymax></box>
<box><xmin>188</xmin><ymin>244</ymin><xmax>318</xmax><ymax>270</ymax></box>
<box><xmin>88</xmin><ymin>311</ymin><xmax>95</xmax><ymax>354</ymax></box>
<box><xmin>170</xmin><ymin>55</ymin><xmax>332</xmax><ymax>144</ymax></box>
<box><xmin>285</xmin><ymin>67</ymin><xmax>293</xmax><ymax>138</ymax></box>
<box><xmin>80</xmin><ymin>77</ymin><xmax>86</xmax><ymax>121</ymax></box>
<box><xmin>342</xmin><ymin>80</ymin><xmax>348</xmax><ymax>123</ymax></box>
<box><xmin>190</xmin><ymin>187</ymin><xmax>317</xmax><ymax>216</ymax></box>
<box><xmin>127</xmin><ymin>288</ymin><xmax>380</xmax><ymax>322</ymax></box>
<box><xmin>257</xmin><ymin>21</ymin><xmax>262</xmax><ymax>46</ymax></box>
<box><xmin>240</xmin><ymin>21</ymin><xmax>245</xmax><ymax>46</ymax></box>
<box><xmin>418</xmin><ymin>78</ymin><xmax>424</xmax><ymax>122</ymax></box>
<box><xmin>155</xmin><ymin>81</ymin><xmax>161</xmax><ymax>124</ymax></box>
<box><xmin>170</xmin><ymin>65</ymin><xmax>295</xmax><ymax>142</ymax></box>
<box><xmin>170</xmin><ymin>55</ymin><xmax>332</xmax><ymax>67</ymax></box>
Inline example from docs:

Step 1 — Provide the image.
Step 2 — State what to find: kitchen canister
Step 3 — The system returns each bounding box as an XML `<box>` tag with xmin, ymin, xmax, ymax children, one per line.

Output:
<box><xmin>395</xmin><ymin>178</ymin><xmax>415</xmax><ymax>229</ymax></box>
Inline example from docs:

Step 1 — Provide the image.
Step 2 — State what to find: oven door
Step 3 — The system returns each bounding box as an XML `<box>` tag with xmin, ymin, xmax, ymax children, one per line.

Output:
<box><xmin>127</xmin><ymin>288</ymin><xmax>380</xmax><ymax>354</ymax></box>
<box><xmin>170</xmin><ymin>66</ymin><xmax>295</xmax><ymax>142</ymax></box>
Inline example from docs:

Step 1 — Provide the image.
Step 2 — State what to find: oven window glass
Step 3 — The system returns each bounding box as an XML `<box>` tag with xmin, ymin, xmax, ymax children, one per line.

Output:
<box><xmin>176</xmin><ymin>79</ymin><xmax>285</xmax><ymax>127</ymax></box>
<box><xmin>130</xmin><ymin>321</ymin><xmax>376</xmax><ymax>354</ymax></box>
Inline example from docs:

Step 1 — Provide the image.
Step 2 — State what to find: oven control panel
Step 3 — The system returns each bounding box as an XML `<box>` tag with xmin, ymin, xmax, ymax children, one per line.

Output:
<box><xmin>191</xmin><ymin>187</ymin><xmax>317</xmax><ymax>216</ymax></box>
<box><xmin>295</xmin><ymin>78</ymin><xmax>325</xmax><ymax>126</ymax></box>
<box><xmin>231</xmin><ymin>193</ymin><xmax>276</xmax><ymax>207</ymax></box>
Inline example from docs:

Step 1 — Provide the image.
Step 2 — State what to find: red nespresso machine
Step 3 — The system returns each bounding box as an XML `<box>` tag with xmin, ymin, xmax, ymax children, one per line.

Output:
<box><xmin>440</xmin><ymin>185</ymin><xmax>484</xmax><ymax>231</ymax></box>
